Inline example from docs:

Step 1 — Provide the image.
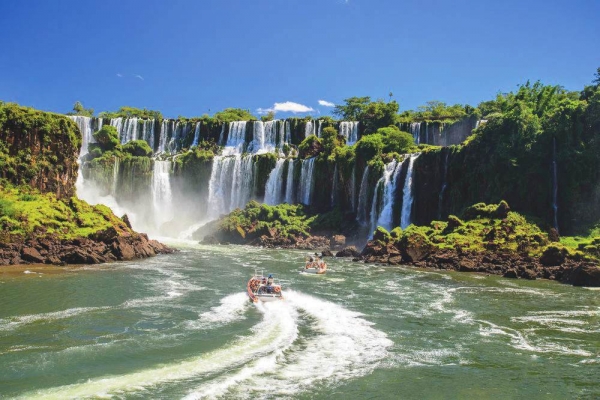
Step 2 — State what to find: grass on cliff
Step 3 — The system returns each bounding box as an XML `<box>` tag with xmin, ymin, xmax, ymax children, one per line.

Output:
<box><xmin>0</xmin><ymin>183</ymin><xmax>129</xmax><ymax>241</ymax></box>
<box><xmin>376</xmin><ymin>201</ymin><xmax>598</xmax><ymax>261</ymax></box>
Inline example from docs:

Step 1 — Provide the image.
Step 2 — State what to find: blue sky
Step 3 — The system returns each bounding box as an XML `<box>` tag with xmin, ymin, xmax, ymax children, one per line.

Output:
<box><xmin>0</xmin><ymin>0</ymin><xmax>598</xmax><ymax>119</ymax></box>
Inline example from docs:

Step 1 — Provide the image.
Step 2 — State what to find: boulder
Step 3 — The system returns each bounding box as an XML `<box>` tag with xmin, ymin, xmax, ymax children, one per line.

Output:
<box><xmin>336</xmin><ymin>246</ymin><xmax>361</xmax><ymax>258</ymax></box>
<box><xmin>321</xmin><ymin>250</ymin><xmax>334</xmax><ymax>257</ymax></box>
<box><xmin>564</xmin><ymin>265</ymin><xmax>600</xmax><ymax>287</ymax></box>
<box><xmin>503</xmin><ymin>269</ymin><xmax>518</xmax><ymax>279</ymax></box>
<box><xmin>330</xmin><ymin>235</ymin><xmax>346</xmax><ymax>250</ymax></box>
<box><xmin>21</xmin><ymin>247</ymin><xmax>45</xmax><ymax>263</ymax></box>
<box><xmin>399</xmin><ymin>232</ymin><xmax>433</xmax><ymax>262</ymax></box>
<box><xmin>539</xmin><ymin>245</ymin><xmax>566</xmax><ymax>266</ymax></box>
<box><xmin>112</xmin><ymin>237</ymin><xmax>136</xmax><ymax>260</ymax></box>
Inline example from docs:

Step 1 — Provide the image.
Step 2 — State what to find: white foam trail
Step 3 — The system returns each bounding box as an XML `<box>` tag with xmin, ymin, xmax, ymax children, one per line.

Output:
<box><xmin>185</xmin><ymin>293</ymin><xmax>250</xmax><ymax>330</ymax></box>
<box><xmin>22</xmin><ymin>300</ymin><xmax>298</xmax><ymax>400</ymax></box>
<box><xmin>188</xmin><ymin>290</ymin><xmax>393</xmax><ymax>398</ymax></box>
<box><xmin>0</xmin><ymin>306</ymin><xmax>112</xmax><ymax>332</ymax></box>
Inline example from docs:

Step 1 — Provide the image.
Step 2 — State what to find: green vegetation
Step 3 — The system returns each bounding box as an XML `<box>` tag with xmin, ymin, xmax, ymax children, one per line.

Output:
<box><xmin>212</xmin><ymin>108</ymin><xmax>256</xmax><ymax>123</ymax></box>
<box><xmin>121</xmin><ymin>140</ymin><xmax>153</xmax><ymax>157</ymax></box>
<box><xmin>0</xmin><ymin>102</ymin><xmax>80</xmax><ymax>196</ymax></box>
<box><xmin>355</xmin><ymin>125</ymin><xmax>415</xmax><ymax>162</ymax></box>
<box><xmin>376</xmin><ymin>201</ymin><xmax>597</xmax><ymax>260</ymax></box>
<box><xmin>98</xmin><ymin>106</ymin><xmax>163</xmax><ymax>120</ymax></box>
<box><xmin>92</xmin><ymin>126</ymin><xmax>120</xmax><ymax>152</ymax></box>
<box><xmin>397</xmin><ymin>101</ymin><xmax>476</xmax><ymax>124</ymax></box>
<box><xmin>0</xmin><ymin>182</ymin><xmax>129</xmax><ymax>241</ymax></box>
<box><xmin>333</xmin><ymin>96</ymin><xmax>399</xmax><ymax>135</ymax></box>
<box><xmin>67</xmin><ymin>101</ymin><xmax>94</xmax><ymax>117</ymax></box>
<box><xmin>218</xmin><ymin>201</ymin><xmax>317</xmax><ymax>240</ymax></box>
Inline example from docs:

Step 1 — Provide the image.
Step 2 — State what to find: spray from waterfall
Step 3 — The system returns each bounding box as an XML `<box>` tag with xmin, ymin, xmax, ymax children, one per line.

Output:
<box><xmin>357</xmin><ymin>166</ymin><xmax>370</xmax><ymax>225</ymax></box>
<box><xmin>151</xmin><ymin>160</ymin><xmax>174</xmax><ymax>229</ymax></box>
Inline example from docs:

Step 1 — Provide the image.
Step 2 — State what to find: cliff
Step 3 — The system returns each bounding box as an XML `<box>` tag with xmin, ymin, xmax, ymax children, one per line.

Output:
<box><xmin>0</xmin><ymin>103</ymin><xmax>173</xmax><ymax>266</ymax></box>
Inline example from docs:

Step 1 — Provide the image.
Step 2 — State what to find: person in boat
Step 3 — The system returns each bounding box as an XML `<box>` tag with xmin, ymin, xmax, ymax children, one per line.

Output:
<box><xmin>266</xmin><ymin>274</ymin><xmax>274</xmax><ymax>293</ymax></box>
<box><xmin>306</xmin><ymin>256</ymin><xmax>314</xmax><ymax>269</ymax></box>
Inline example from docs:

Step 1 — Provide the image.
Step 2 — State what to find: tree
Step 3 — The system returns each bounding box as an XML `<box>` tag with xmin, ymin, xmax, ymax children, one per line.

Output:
<box><xmin>333</xmin><ymin>96</ymin><xmax>399</xmax><ymax>135</ymax></box>
<box><xmin>320</xmin><ymin>126</ymin><xmax>344</xmax><ymax>154</ymax></box>
<box><xmin>122</xmin><ymin>140</ymin><xmax>153</xmax><ymax>157</ymax></box>
<box><xmin>355</xmin><ymin>134</ymin><xmax>384</xmax><ymax>161</ymax></box>
<box><xmin>92</xmin><ymin>126</ymin><xmax>120</xmax><ymax>152</ymax></box>
<box><xmin>333</xmin><ymin>96</ymin><xmax>371</xmax><ymax>120</ymax></box>
<box><xmin>378</xmin><ymin>126</ymin><xmax>414</xmax><ymax>154</ymax></box>
<box><xmin>69</xmin><ymin>101</ymin><xmax>94</xmax><ymax>117</ymax></box>
<box><xmin>213</xmin><ymin>108</ymin><xmax>256</xmax><ymax>123</ymax></box>
<box><xmin>261</xmin><ymin>111</ymin><xmax>276</xmax><ymax>122</ymax></box>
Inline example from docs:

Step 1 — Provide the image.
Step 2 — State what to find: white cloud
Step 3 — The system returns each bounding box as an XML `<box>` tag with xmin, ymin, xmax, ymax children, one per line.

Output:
<box><xmin>257</xmin><ymin>101</ymin><xmax>315</xmax><ymax>115</ymax></box>
<box><xmin>134</xmin><ymin>74</ymin><xmax>144</xmax><ymax>81</ymax></box>
<box><xmin>116</xmin><ymin>73</ymin><xmax>123</xmax><ymax>78</ymax></box>
<box><xmin>318</xmin><ymin>99</ymin><xmax>335</xmax><ymax>107</ymax></box>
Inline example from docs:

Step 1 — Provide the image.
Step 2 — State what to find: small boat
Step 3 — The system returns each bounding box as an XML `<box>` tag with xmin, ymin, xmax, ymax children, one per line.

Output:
<box><xmin>247</xmin><ymin>271</ymin><xmax>284</xmax><ymax>303</ymax></box>
<box><xmin>301</xmin><ymin>255</ymin><xmax>327</xmax><ymax>275</ymax></box>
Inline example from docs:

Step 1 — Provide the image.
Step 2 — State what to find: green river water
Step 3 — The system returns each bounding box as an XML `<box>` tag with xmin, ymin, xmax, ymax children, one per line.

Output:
<box><xmin>0</xmin><ymin>242</ymin><xmax>599</xmax><ymax>399</ymax></box>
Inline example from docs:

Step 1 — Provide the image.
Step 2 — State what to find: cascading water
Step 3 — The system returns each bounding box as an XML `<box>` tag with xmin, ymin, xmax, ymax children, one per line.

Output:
<box><xmin>151</xmin><ymin>160</ymin><xmax>174</xmax><ymax>229</ymax></box>
<box><xmin>224</xmin><ymin>121</ymin><xmax>247</xmax><ymax>155</ymax></box>
<box><xmin>218</xmin><ymin>123</ymin><xmax>226</xmax><ymax>146</ymax></box>
<box><xmin>400</xmin><ymin>154</ymin><xmax>419</xmax><ymax>229</ymax></box>
<box><xmin>305</xmin><ymin>120</ymin><xmax>315</xmax><ymax>138</ymax></box>
<box><xmin>142</xmin><ymin>119</ymin><xmax>155</xmax><ymax>150</ymax></box>
<box><xmin>69</xmin><ymin>116</ymin><xmax>95</xmax><ymax>158</ymax></box>
<box><xmin>317</xmin><ymin>120</ymin><xmax>323</xmax><ymax>137</ymax></box>
<box><xmin>375</xmin><ymin>159</ymin><xmax>404</xmax><ymax>232</ymax></box>
<box><xmin>284</xmin><ymin>159</ymin><xmax>295</xmax><ymax>204</ymax></box>
<box><xmin>264</xmin><ymin>159</ymin><xmax>286</xmax><ymax>205</ymax></box>
<box><xmin>110</xmin><ymin>157</ymin><xmax>120</xmax><ymax>197</ymax></box>
<box><xmin>350</xmin><ymin>165</ymin><xmax>357</xmax><ymax>211</ymax></box>
<box><xmin>552</xmin><ymin>137</ymin><xmax>559</xmax><ymax>233</ymax></box>
<box><xmin>438</xmin><ymin>150</ymin><xmax>449</xmax><ymax>219</ymax></box>
<box><xmin>331</xmin><ymin>164</ymin><xmax>338</xmax><ymax>207</ymax></box>
<box><xmin>157</xmin><ymin>120</ymin><xmax>169</xmax><ymax>153</ymax></box>
<box><xmin>410</xmin><ymin>122</ymin><xmax>421</xmax><ymax>145</ymax></box>
<box><xmin>339</xmin><ymin>121</ymin><xmax>359</xmax><ymax>145</ymax></box>
<box><xmin>357</xmin><ymin>166</ymin><xmax>370</xmax><ymax>225</ymax></box>
<box><xmin>207</xmin><ymin>155</ymin><xmax>254</xmax><ymax>218</ymax></box>
<box><xmin>250</xmin><ymin>121</ymin><xmax>279</xmax><ymax>154</ymax></box>
<box><xmin>192</xmin><ymin>122</ymin><xmax>201</xmax><ymax>147</ymax></box>
<box><xmin>298</xmin><ymin>158</ymin><xmax>316</xmax><ymax>205</ymax></box>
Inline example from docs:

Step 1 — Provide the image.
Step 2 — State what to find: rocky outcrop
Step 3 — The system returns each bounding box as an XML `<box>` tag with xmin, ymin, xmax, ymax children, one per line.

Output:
<box><xmin>357</xmin><ymin>240</ymin><xmax>600</xmax><ymax>286</ymax></box>
<box><xmin>336</xmin><ymin>246</ymin><xmax>361</xmax><ymax>258</ymax></box>
<box><xmin>0</xmin><ymin>230</ymin><xmax>174</xmax><ymax>266</ymax></box>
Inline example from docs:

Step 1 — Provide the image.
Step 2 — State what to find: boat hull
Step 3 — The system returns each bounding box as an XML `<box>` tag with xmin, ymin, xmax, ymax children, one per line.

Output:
<box><xmin>301</xmin><ymin>268</ymin><xmax>326</xmax><ymax>275</ymax></box>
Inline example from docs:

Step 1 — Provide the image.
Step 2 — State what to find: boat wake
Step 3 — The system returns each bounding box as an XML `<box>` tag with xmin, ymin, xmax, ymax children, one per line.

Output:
<box><xmin>22</xmin><ymin>291</ymin><xmax>391</xmax><ymax>399</ymax></box>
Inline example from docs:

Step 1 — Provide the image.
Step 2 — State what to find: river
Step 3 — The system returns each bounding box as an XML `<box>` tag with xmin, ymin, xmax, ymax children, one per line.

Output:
<box><xmin>1</xmin><ymin>242</ymin><xmax>598</xmax><ymax>399</ymax></box>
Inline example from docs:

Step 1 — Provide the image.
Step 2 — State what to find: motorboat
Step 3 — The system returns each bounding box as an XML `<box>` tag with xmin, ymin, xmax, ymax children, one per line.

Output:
<box><xmin>301</xmin><ymin>255</ymin><xmax>327</xmax><ymax>275</ymax></box>
<box><xmin>247</xmin><ymin>271</ymin><xmax>283</xmax><ymax>303</ymax></box>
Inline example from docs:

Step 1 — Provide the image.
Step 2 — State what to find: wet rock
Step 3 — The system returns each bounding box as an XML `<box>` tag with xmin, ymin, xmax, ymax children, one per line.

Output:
<box><xmin>336</xmin><ymin>246</ymin><xmax>361</xmax><ymax>258</ymax></box>
<box><xmin>321</xmin><ymin>250</ymin><xmax>334</xmax><ymax>257</ymax></box>
<box><xmin>21</xmin><ymin>247</ymin><xmax>45</xmax><ymax>263</ymax></box>
<box><xmin>564</xmin><ymin>265</ymin><xmax>600</xmax><ymax>287</ymax></box>
<box><xmin>122</xmin><ymin>214</ymin><xmax>133</xmax><ymax>229</ymax></box>
<box><xmin>503</xmin><ymin>269</ymin><xmax>518</xmax><ymax>278</ymax></box>
<box><xmin>539</xmin><ymin>245</ymin><xmax>566</xmax><ymax>266</ymax></box>
<box><xmin>330</xmin><ymin>235</ymin><xmax>346</xmax><ymax>250</ymax></box>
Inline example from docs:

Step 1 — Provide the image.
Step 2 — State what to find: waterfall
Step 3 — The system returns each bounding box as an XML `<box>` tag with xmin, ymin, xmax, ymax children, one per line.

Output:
<box><xmin>299</xmin><ymin>158</ymin><xmax>316</xmax><ymax>205</ymax></box>
<box><xmin>151</xmin><ymin>160</ymin><xmax>173</xmax><ymax>229</ymax></box>
<box><xmin>356</xmin><ymin>166</ymin><xmax>370</xmax><ymax>225</ymax></box>
<box><xmin>317</xmin><ymin>120</ymin><xmax>323</xmax><ymax>137</ymax></box>
<box><xmin>552</xmin><ymin>137</ymin><xmax>559</xmax><ymax>233</ymax></box>
<box><xmin>278</xmin><ymin>120</ymin><xmax>286</xmax><ymax>150</ymax></box>
<box><xmin>142</xmin><ymin>119</ymin><xmax>155</xmax><ymax>150</ymax></box>
<box><xmin>69</xmin><ymin>116</ymin><xmax>95</xmax><ymax>158</ymax></box>
<box><xmin>110</xmin><ymin>157</ymin><xmax>120</xmax><ymax>197</ymax></box>
<box><xmin>224</xmin><ymin>121</ymin><xmax>247</xmax><ymax>155</ymax></box>
<box><xmin>410</xmin><ymin>122</ymin><xmax>421</xmax><ymax>145</ymax></box>
<box><xmin>305</xmin><ymin>120</ymin><xmax>315</xmax><ymax>138</ymax></box>
<box><xmin>375</xmin><ymin>160</ymin><xmax>404</xmax><ymax>231</ymax></box>
<box><xmin>250</xmin><ymin>121</ymin><xmax>278</xmax><ymax>154</ymax></box>
<box><xmin>207</xmin><ymin>155</ymin><xmax>254</xmax><ymax>218</ymax></box>
<box><xmin>331</xmin><ymin>164</ymin><xmax>338</xmax><ymax>207</ymax></box>
<box><xmin>350</xmin><ymin>165</ymin><xmax>357</xmax><ymax>211</ymax></box>
<box><xmin>157</xmin><ymin>120</ymin><xmax>169</xmax><ymax>153</ymax></box>
<box><xmin>284</xmin><ymin>159</ymin><xmax>295</xmax><ymax>204</ymax></box>
<box><xmin>285</xmin><ymin>120</ymin><xmax>291</xmax><ymax>144</ymax></box>
<box><xmin>264</xmin><ymin>158</ymin><xmax>286</xmax><ymax>205</ymax></box>
<box><xmin>218</xmin><ymin>123</ymin><xmax>226</xmax><ymax>146</ymax></box>
<box><xmin>192</xmin><ymin>122</ymin><xmax>201</xmax><ymax>147</ymax></box>
<box><xmin>400</xmin><ymin>154</ymin><xmax>419</xmax><ymax>229</ymax></box>
<box><xmin>339</xmin><ymin>121</ymin><xmax>359</xmax><ymax>145</ymax></box>
<box><xmin>438</xmin><ymin>150</ymin><xmax>449</xmax><ymax>219</ymax></box>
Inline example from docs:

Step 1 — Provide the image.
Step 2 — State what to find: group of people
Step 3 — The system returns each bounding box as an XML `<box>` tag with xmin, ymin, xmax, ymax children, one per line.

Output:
<box><xmin>305</xmin><ymin>255</ymin><xmax>327</xmax><ymax>270</ymax></box>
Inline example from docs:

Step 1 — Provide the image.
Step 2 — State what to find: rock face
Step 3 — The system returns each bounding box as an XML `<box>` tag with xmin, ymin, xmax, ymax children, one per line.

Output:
<box><xmin>357</xmin><ymin>240</ymin><xmax>600</xmax><ymax>287</ymax></box>
<box><xmin>336</xmin><ymin>246</ymin><xmax>361</xmax><ymax>258</ymax></box>
<box><xmin>0</xmin><ymin>104</ymin><xmax>80</xmax><ymax>199</ymax></box>
<box><xmin>0</xmin><ymin>230</ymin><xmax>174</xmax><ymax>266</ymax></box>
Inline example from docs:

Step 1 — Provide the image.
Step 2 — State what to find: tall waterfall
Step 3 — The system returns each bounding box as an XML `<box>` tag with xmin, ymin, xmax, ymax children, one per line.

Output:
<box><xmin>357</xmin><ymin>166</ymin><xmax>370</xmax><ymax>225</ymax></box>
<box><xmin>151</xmin><ymin>161</ymin><xmax>173</xmax><ymax>229</ymax></box>
<box><xmin>350</xmin><ymin>165</ymin><xmax>357</xmax><ymax>211</ymax></box>
<box><xmin>224</xmin><ymin>121</ymin><xmax>247</xmax><ymax>155</ymax></box>
<box><xmin>218</xmin><ymin>123</ymin><xmax>226</xmax><ymax>145</ymax></box>
<box><xmin>69</xmin><ymin>116</ymin><xmax>95</xmax><ymax>158</ymax></box>
<box><xmin>285</xmin><ymin>159</ymin><xmax>295</xmax><ymax>204</ymax></box>
<box><xmin>142</xmin><ymin>119</ymin><xmax>155</xmax><ymax>150</ymax></box>
<box><xmin>331</xmin><ymin>164</ymin><xmax>338</xmax><ymax>207</ymax></box>
<box><xmin>317</xmin><ymin>120</ymin><xmax>323</xmax><ymax>137</ymax></box>
<box><xmin>264</xmin><ymin>159</ymin><xmax>286</xmax><ymax>205</ymax></box>
<box><xmin>410</xmin><ymin>122</ymin><xmax>421</xmax><ymax>145</ymax></box>
<box><xmin>552</xmin><ymin>137</ymin><xmax>559</xmax><ymax>233</ymax></box>
<box><xmin>375</xmin><ymin>160</ymin><xmax>404</xmax><ymax>232</ymax></box>
<box><xmin>250</xmin><ymin>121</ymin><xmax>280</xmax><ymax>154</ymax></box>
<box><xmin>305</xmin><ymin>120</ymin><xmax>316</xmax><ymax>137</ymax></box>
<box><xmin>298</xmin><ymin>158</ymin><xmax>316</xmax><ymax>205</ymax></box>
<box><xmin>110</xmin><ymin>157</ymin><xmax>120</xmax><ymax>197</ymax></box>
<box><xmin>339</xmin><ymin>121</ymin><xmax>359</xmax><ymax>145</ymax></box>
<box><xmin>207</xmin><ymin>155</ymin><xmax>254</xmax><ymax>218</ymax></box>
<box><xmin>438</xmin><ymin>150</ymin><xmax>449</xmax><ymax>219</ymax></box>
<box><xmin>401</xmin><ymin>154</ymin><xmax>418</xmax><ymax>229</ymax></box>
<box><xmin>191</xmin><ymin>122</ymin><xmax>201</xmax><ymax>147</ymax></box>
